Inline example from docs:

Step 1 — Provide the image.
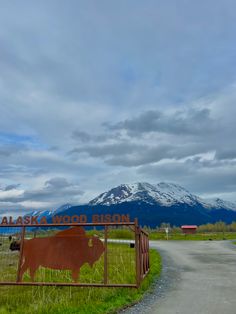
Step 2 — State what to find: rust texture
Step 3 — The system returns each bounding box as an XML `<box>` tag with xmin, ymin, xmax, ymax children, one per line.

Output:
<box><xmin>18</xmin><ymin>227</ymin><xmax>104</xmax><ymax>282</ymax></box>
<box><xmin>0</xmin><ymin>221</ymin><xmax>149</xmax><ymax>288</ymax></box>
<box><xmin>104</xmin><ymin>225</ymin><xmax>108</xmax><ymax>285</ymax></box>
<box><xmin>16</xmin><ymin>226</ymin><xmax>25</xmax><ymax>282</ymax></box>
<box><xmin>135</xmin><ymin>219</ymin><xmax>141</xmax><ymax>287</ymax></box>
<box><xmin>134</xmin><ymin>218</ymin><xmax>150</xmax><ymax>286</ymax></box>
<box><xmin>140</xmin><ymin>231</ymin><xmax>150</xmax><ymax>279</ymax></box>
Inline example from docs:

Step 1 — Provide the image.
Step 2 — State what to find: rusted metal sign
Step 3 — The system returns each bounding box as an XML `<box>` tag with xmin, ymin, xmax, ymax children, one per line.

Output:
<box><xmin>18</xmin><ymin>227</ymin><xmax>104</xmax><ymax>282</ymax></box>
<box><xmin>0</xmin><ymin>220</ymin><xmax>149</xmax><ymax>288</ymax></box>
<box><xmin>0</xmin><ymin>214</ymin><xmax>130</xmax><ymax>225</ymax></box>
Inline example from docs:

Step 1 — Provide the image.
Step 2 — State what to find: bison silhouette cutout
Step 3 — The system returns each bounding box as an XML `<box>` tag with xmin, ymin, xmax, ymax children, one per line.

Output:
<box><xmin>18</xmin><ymin>227</ymin><xmax>105</xmax><ymax>282</ymax></box>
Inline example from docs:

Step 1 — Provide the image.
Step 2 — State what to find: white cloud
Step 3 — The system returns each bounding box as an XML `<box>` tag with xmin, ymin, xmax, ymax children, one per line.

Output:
<box><xmin>1</xmin><ymin>1</ymin><xmax>236</xmax><ymax>214</ymax></box>
<box><xmin>0</xmin><ymin>188</ymin><xmax>24</xmax><ymax>200</ymax></box>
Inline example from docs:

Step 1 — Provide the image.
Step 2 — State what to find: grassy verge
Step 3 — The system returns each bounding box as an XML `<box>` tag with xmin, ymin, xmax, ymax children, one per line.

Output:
<box><xmin>0</xmin><ymin>249</ymin><xmax>161</xmax><ymax>314</ymax></box>
<box><xmin>149</xmin><ymin>232</ymin><xmax>236</xmax><ymax>241</ymax></box>
<box><xmin>87</xmin><ymin>228</ymin><xmax>236</xmax><ymax>241</ymax></box>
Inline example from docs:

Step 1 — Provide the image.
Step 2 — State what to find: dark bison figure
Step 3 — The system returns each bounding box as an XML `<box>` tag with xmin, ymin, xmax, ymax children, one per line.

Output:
<box><xmin>10</xmin><ymin>240</ymin><xmax>21</xmax><ymax>251</ymax></box>
<box><xmin>18</xmin><ymin>227</ymin><xmax>105</xmax><ymax>282</ymax></box>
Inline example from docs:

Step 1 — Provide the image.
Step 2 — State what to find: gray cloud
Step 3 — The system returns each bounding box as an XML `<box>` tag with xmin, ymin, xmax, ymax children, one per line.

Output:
<box><xmin>0</xmin><ymin>177</ymin><xmax>84</xmax><ymax>210</ymax></box>
<box><xmin>70</xmin><ymin>129</ymin><xmax>215</xmax><ymax>167</ymax></box>
<box><xmin>1</xmin><ymin>0</ymin><xmax>236</xmax><ymax>119</ymax></box>
<box><xmin>4</xmin><ymin>184</ymin><xmax>21</xmax><ymax>191</ymax></box>
<box><xmin>0</xmin><ymin>145</ymin><xmax>25</xmax><ymax>157</ymax></box>
<box><xmin>215</xmin><ymin>149</ymin><xmax>236</xmax><ymax>160</ymax></box>
<box><xmin>69</xmin><ymin>104</ymin><xmax>233</xmax><ymax>169</ymax></box>
<box><xmin>21</xmin><ymin>178</ymin><xmax>83</xmax><ymax>202</ymax></box>
<box><xmin>1</xmin><ymin>1</ymin><xmax>236</xmax><ymax>213</ymax></box>
<box><xmin>139</xmin><ymin>158</ymin><xmax>236</xmax><ymax>195</ymax></box>
<box><xmin>70</xmin><ymin>142</ymin><xmax>146</xmax><ymax>158</ymax></box>
<box><xmin>44</xmin><ymin>177</ymin><xmax>71</xmax><ymax>189</ymax></box>
<box><xmin>71</xmin><ymin>129</ymin><xmax>123</xmax><ymax>144</ymax></box>
<box><xmin>72</xmin><ymin>131</ymin><xmax>92</xmax><ymax>142</ymax></box>
<box><xmin>107</xmin><ymin>108</ymin><xmax>216</xmax><ymax>136</ymax></box>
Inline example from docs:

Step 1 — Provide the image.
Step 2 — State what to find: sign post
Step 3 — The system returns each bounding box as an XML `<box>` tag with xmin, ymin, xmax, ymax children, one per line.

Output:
<box><xmin>165</xmin><ymin>227</ymin><xmax>169</xmax><ymax>240</ymax></box>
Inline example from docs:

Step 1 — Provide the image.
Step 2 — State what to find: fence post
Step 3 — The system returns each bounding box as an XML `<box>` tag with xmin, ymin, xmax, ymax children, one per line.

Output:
<box><xmin>104</xmin><ymin>225</ymin><xmax>108</xmax><ymax>285</ymax></box>
<box><xmin>0</xmin><ymin>222</ymin><xmax>139</xmax><ymax>287</ymax></box>
<box><xmin>16</xmin><ymin>226</ymin><xmax>26</xmax><ymax>282</ymax></box>
<box><xmin>140</xmin><ymin>232</ymin><xmax>143</xmax><ymax>279</ymax></box>
<box><xmin>135</xmin><ymin>218</ymin><xmax>141</xmax><ymax>288</ymax></box>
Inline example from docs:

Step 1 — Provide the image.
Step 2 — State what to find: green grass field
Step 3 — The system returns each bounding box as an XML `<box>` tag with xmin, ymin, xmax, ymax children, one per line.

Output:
<box><xmin>148</xmin><ymin>232</ymin><xmax>236</xmax><ymax>241</ymax></box>
<box><xmin>0</xmin><ymin>243</ymin><xmax>136</xmax><ymax>285</ymax></box>
<box><xmin>0</xmin><ymin>237</ymin><xmax>161</xmax><ymax>314</ymax></box>
<box><xmin>88</xmin><ymin>228</ymin><xmax>236</xmax><ymax>241</ymax></box>
<box><xmin>3</xmin><ymin>226</ymin><xmax>233</xmax><ymax>313</ymax></box>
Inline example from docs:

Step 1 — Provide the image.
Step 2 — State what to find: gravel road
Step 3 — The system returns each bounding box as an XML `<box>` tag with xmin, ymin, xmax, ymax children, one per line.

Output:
<box><xmin>121</xmin><ymin>240</ymin><xmax>236</xmax><ymax>314</ymax></box>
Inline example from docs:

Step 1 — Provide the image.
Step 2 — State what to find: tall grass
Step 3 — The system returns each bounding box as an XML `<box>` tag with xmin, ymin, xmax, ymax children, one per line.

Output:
<box><xmin>0</xmin><ymin>243</ymin><xmax>136</xmax><ymax>285</ymax></box>
<box><xmin>0</xmin><ymin>249</ymin><xmax>161</xmax><ymax>314</ymax></box>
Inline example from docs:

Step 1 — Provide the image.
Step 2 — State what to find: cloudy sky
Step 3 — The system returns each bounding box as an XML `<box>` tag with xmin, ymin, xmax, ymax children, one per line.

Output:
<box><xmin>0</xmin><ymin>0</ymin><xmax>236</xmax><ymax>215</ymax></box>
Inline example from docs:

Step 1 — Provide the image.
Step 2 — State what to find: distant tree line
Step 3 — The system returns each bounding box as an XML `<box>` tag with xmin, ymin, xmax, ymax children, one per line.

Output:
<box><xmin>197</xmin><ymin>221</ymin><xmax>236</xmax><ymax>233</ymax></box>
<box><xmin>143</xmin><ymin>221</ymin><xmax>236</xmax><ymax>233</ymax></box>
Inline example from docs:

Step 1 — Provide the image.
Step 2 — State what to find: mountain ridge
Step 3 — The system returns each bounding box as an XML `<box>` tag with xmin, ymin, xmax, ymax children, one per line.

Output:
<box><xmin>89</xmin><ymin>182</ymin><xmax>236</xmax><ymax>211</ymax></box>
<box><xmin>17</xmin><ymin>182</ymin><xmax>236</xmax><ymax>227</ymax></box>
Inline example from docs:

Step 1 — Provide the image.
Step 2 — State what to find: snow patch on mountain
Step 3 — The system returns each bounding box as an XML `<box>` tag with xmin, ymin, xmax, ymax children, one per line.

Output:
<box><xmin>26</xmin><ymin>203</ymin><xmax>72</xmax><ymax>219</ymax></box>
<box><xmin>89</xmin><ymin>182</ymin><xmax>199</xmax><ymax>206</ymax></box>
<box><xmin>201</xmin><ymin>198</ymin><xmax>236</xmax><ymax>211</ymax></box>
<box><xmin>89</xmin><ymin>182</ymin><xmax>236</xmax><ymax>211</ymax></box>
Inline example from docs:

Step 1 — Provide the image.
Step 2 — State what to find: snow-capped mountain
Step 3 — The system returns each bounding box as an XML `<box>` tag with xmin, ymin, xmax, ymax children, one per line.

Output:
<box><xmin>20</xmin><ymin>183</ymin><xmax>236</xmax><ymax>227</ymax></box>
<box><xmin>201</xmin><ymin>198</ymin><xmax>236</xmax><ymax>211</ymax></box>
<box><xmin>53</xmin><ymin>203</ymin><xmax>73</xmax><ymax>215</ymax></box>
<box><xmin>27</xmin><ymin>203</ymin><xmax>72</xmax><ymax>219</ymax></box>
<box><xmin>89</xmin><ymin>182</ymin><xmax>197</xmax><ymax>206</ymax></box>
<box><xmin>89</xmin><ymin>182</ymin><xmax>236</xmax><ymax>211</ymax></box>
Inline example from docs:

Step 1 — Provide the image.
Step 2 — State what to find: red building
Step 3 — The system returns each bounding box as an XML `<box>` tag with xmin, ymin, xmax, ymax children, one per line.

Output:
<box><xmin>181</xmin><ymin>225</ymin><xmax>197</xmax><ymax>234</ymax></box>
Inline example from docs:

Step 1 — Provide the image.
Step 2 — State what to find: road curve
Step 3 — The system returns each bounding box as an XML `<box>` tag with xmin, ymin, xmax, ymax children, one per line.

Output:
<box><xmin>122</xmin><ymin>241</ymin><xmax>236</xmax><ymax>314</ymax></box>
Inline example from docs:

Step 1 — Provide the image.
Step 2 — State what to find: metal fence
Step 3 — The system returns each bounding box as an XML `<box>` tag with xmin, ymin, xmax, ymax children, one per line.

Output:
<box><xmin>0</xmin><ymin>220</ymin><xmax>149</xmax><ymax>288</ymax></box>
